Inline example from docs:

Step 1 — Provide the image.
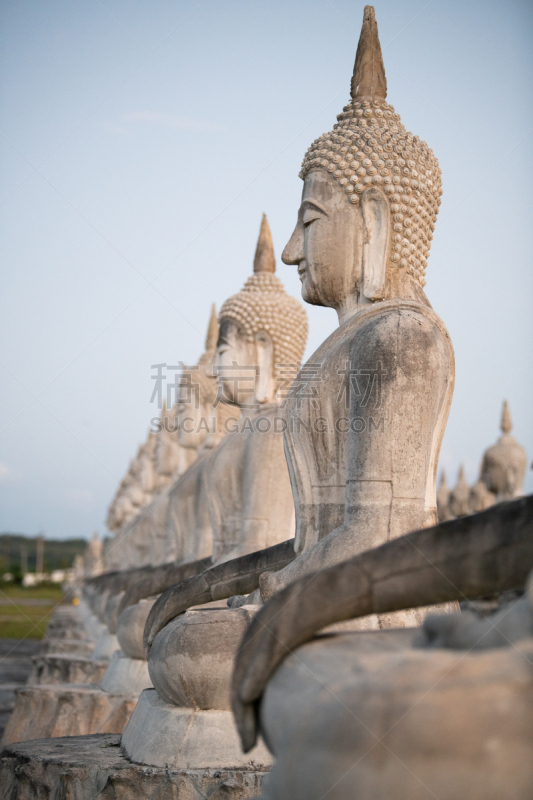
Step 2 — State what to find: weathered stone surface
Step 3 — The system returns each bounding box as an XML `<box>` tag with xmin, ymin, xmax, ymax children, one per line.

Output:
<box><xmin>122</xmin><ymin>689</ymin><xmax>272</xmax><ymax>771</ymax></box>
<box><xmin>258</xmin><ymin>629</ymin><xmax>533</xmax><ymax>800</ymax></box>
<box><xmin>232</xmin><ymin>496</ymin><xmax>533</xmax><ymax>749</ymax></box>
<box><xmin>115</xmin><ymin>557</ymin><xmax>211</xmax><ymax>629</ymax></box>
<box><xmin>100</xmin><ymin>651</ymin><xmax>152</xmax><ymax>695</ymax></box>
<box><xmin>0</xmin><ymin>734</ymin><xmax>266</xmax><ymax>800</ymax></box>
<box><xmin>2</xmin><ymin>685</ymin><xmax>136</xmax><ymax>744</ymax></box>
<box><xmin>40</xmin><ymin>638</ymin><xmax>93</xmax><ymax>657</ymax></box>
<box><xmin>117</xmin><ymin>598</ymin><xmax>156</xmax><ymax>659</ymax></box>
<box><xmin>149</xmin><ymin>607</ymin><xmax>257</xmax><ymax>709</ymax></box>
<box><xmin>40</xmin><ymin>624</ymin><xmax>87</xmax><ymax>641</ymax></box>
<box><xmin>0</xmin><ymin>640</ymin><xmax>41</xmax><ymax>742</ymax></box>
<box><xmin>449</xmin><ymin>464</ymin><xmax>470</xmax><ymax>517</ymax></box>
<box><xmin>45</xmin><ymin>605</ymin><xmax>81</xmax><ymax>629</ymax></box>
<box><xmin>243</xmin><ymin>0</ymin><xmax>449</xmax><ymax>612</ymax></box>
<box><xmin>28</xmin><ymin>655</ymin><xmax>108</xmax><ymax>686</ymax></box>
<box><xmin>145</xmin><ymin>217</ymin><xmax>308</xmax><ymax>648</ymax></box>
<box><xmin>92</xmin><ymin>631</ymin><xmax>119</xmax><ymax>660</ymax></box>
<box><xmin>77</xmin><ymin>600</ymin><xmax>105</xmax><ymax>641</ymax></box>
<box><xmin>144</xmin><ymin>541</ymin><xmax>295</xmax><ymax>650</ymax></box>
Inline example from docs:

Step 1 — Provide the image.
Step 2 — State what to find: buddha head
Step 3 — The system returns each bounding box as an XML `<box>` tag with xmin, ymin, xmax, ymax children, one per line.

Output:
<box><xmin>215</xmin><ymin>214</ymin><xmax>308</xmax><ymax>407</ymax></box>
<box><xmin>481</xmin><ymin>401</ymin><xmax>528</xmax><ymax>499</ymax></box>
<box><xmin>449</xmin><ymin>465</ymin><xmax>470</xmax><ymax>518</ymax></box>
<box><xmin>282</xmin><ymin>6</ymin><xmax>442</xmax><ymax>324</ymax></box>
<box><xmin>177</xmin><ymin>305</ymin><xmax>233</xmax><ymax>449</ymax></box>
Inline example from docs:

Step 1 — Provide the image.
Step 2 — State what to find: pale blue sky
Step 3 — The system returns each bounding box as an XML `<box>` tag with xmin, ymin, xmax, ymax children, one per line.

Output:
<box><xmin>0</xmin><ymin>0</ymin><xmax>532</xmax><ymax>539</ymax></box>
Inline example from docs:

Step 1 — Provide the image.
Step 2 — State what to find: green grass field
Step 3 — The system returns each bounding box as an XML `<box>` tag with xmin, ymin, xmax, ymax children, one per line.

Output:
<box><xmin>0</xmin><ymin>583</ymin><xmax>64</xmax><ymax>639</ymax></box>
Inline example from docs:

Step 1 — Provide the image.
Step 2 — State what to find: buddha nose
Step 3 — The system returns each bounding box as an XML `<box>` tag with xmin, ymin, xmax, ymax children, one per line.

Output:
<box><xmin>282</xmin><ymin>224</ymin><xmax>304</xmax><ymax>266</ymax></box>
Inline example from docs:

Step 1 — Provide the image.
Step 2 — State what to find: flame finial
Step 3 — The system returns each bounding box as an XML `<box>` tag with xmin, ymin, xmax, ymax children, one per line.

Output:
<box><xmin>351</xmin><ymin>5</ymin><xmax>387</xmax><ymax>102</ymax></box>
<box><xmin>500</xmin><ymin>400</ymin><xmax>512</xmax><ymax>435</ymax></box>
<box><xmin>253</xmin><ymin>214</ymin><xmax>276</xmax><ymax>274</ymax></box>
<box><xmin>205</xmin><ymin>303</ymin><xmax>219</xmax><ymax>351</ymax></box>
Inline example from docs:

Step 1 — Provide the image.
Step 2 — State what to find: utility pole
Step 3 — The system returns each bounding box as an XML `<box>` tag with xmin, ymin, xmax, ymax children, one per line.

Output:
<box><xmin>36</xmin><ymin>535</ymin><xmax>44</xmax><ymax>575</ymax></box>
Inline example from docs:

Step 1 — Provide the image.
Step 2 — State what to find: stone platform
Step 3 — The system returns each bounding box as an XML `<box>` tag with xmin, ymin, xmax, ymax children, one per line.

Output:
<box><xmin>39</xmin><ymin>637</ymin><xmax>93</xmax><ymax>656</ymax></box>
<box><xmin>2</xmin><ymin>685</ymin><xmax>137</xmax><ymax>744</ymax></box>
<box><xmin>122</xmin><ymin>689</ymin><xmax>272</xmax><ymax>770</ymax></box>
<box><xmin>100</xmin><ymin>651</ymin><xmax>152</xmax><ymax>695</ymax></box>
<box><xmin>29</xmin><ymin>653</ymin><xmax>108</xmax><ymax>685</ymax></box>
<box><xmin>0</xmin><ymin>640</ymin><xmax>41</xmax><ymax>741</ymax></box>
<box><xmin>0</xmin><ymin>734</ymin><xmax>267</xmax><ymax>799</ymax></box>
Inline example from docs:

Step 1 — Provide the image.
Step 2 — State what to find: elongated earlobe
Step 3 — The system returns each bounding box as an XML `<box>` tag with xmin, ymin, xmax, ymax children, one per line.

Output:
<box><xmin>361</xmin><ymin>188</ymin><xmax>390</xmax><ymax>301</ymax></box>
<box><xmin>254</xmin><ymin>331</ymin><xmax>274</xmax><ymax>404</ymax></box>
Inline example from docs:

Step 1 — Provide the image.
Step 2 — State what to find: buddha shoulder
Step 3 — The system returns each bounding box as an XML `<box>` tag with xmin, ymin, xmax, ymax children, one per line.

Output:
<box><xmin>344</xmin><ymin>301</ymin><xmax>453</xmax><ymax>372</ymax></box>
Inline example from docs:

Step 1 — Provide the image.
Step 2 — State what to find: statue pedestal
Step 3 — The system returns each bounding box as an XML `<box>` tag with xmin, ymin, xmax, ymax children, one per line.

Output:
<box><xmin>29</xmin><ymin>653</ymin><xmax>108</xmax><ymax>685</ymax></box>
<box><xmin>100</xmin><ymin>651</ymin><xmax>152</xmax><ymax>695</ymax></box>
<box><xmin>1</xmin><ymin>599</ymin><xmax>141</xmax><ymax>745</ymax></box>
<box><xmin>1</xmin><ymin>684</ymin><xmax>137</xmax><ymax>744</ymax></box>
<box><xmin>0</xmin><ymin>734</ymin><xmax>267</xmax><ymax>799</ymax></box>
<box><xmin>116</xmin><ymin>597</ymin><xmax>157</xmax><ymax>660</ymax></box>
<box><xmin>40</xmin><ymin>637</ymin><xmax>94</xmax><ymax>657</ymax></box>
<box><xmin>3</xmin><ymin>655</ymin><xmax>151</xmax><ymax>744</ymax></box>
<box><xmin>91</xmin><ymin>631</ymin><xmax>120</xmax><ymax>660</ymax></box>
<box><xmin>258</xmin><ymin>628</ymin><xmax>533</xmax><ymax>800</ymax></box>
<box><xmin>122</xmin><ymin>689</ymin><xmax>272</xmax><ymax>770</ymax></box>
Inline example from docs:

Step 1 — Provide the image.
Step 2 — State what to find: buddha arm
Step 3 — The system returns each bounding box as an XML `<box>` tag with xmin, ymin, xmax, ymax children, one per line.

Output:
<box><xmin>117</xmin><ymin>557</ymin><xmax>212</xmax><ymax>617</ymax></box>
<box><xmin>232</xmin><ymin>495</ymin><xmax>533</xmax><ymax>752</ymax></box>
<box><xmin>84</xmin><ymin>565</ymin><xmax>152</xmax><ymax>607</ymax></box>
<box><xmin>260</xmin><ymin>307</ymin><xmax>453</xmax><ymax>599</ymax></box>
<box><xmin>87</xmin><ymin>565</ymin><xmax>167</xmax><ymax>622</ymax></box>
<box><xmin>143</xmin><ymin>539</ymin><xmax>296</xmax><ymax>650</ymax></box>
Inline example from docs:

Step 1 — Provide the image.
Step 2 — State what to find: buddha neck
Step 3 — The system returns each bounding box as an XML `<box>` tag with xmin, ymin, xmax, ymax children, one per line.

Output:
<box><xmin>335</xmin><ymin>293</ymin><xmax>371</xmax><ymax>326</ymax></box>
<box><xmin>335</xmin><ymin>281</ymin><xmax>432</xmax><ymax>326</ymax></box>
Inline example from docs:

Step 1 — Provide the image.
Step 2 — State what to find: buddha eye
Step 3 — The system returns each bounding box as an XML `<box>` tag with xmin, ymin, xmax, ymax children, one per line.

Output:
<box><xmin>303</xmin><ymin>210</ymin><xmax>321</xmax><ymax>227</ymax></box>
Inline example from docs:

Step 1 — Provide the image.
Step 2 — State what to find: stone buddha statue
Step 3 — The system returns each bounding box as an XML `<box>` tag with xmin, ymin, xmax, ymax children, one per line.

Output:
<box><xmin>204</xmin><ymin>213</ymin><xmax>308</xmax><ymax>564</ymax></box>
<box><xmin>105</xmin><ymin>479</ymin><xmax>125</xmax><ymax>533</ymax></box>
<box><xmin>105</xmin><ymin>442</ymin><xmax>156</xmax><ymax>572</ymax></box>
<box><xmin>83</xmin><ymin>533</ymin><xmax>104</xmax><ymax>577</ymax></box>
<box><xmin>469</xmin><ymin>465</ymin><xmax>496</xmax><ymax>514</ymax></box>
<box><xmin>436</xmin><ymin>471</ymin><xmax>453</xmax><ymax>522</ymax></box>
<box><xmin>155</xmin><ymin>400</ymin><xmax>195</xmax><ymax>483</ymax></box>
<box><xmin>116</xmin><ymin>215</ymin><xmax>307</xmax><ymax>624</ymax></box>
<box><xmin>103</xmin><ymin>306</ymin><xmax>220</xmax><ymax>581</ymax></box>
<box><xmin>125</xmin><ymin>308</ymin><xmax>222</xmax><ymax>573</ymax></box>
<box><xmin>113</xmin><ymin>218</ymin><xmax>306</xmax><ymax>648</ymax></box>
<box><xmin>77</xmin><ymin>312</ymin><xmax>230</xmax><ymax>694</ymax></box>
<box><xmin>448</xmin><ymin>464</ymin><xmax>470</xmax><ymax>519</ymax></box>
<box><xmin>232</xmin><ymin>496</ymin><xmax>533</xmax><ymax>800</ymax></box>
<box><xmin>228</xmin><ymin>13</ymin><xmax>530</xmax><ymax>795</ymax></box>
<box><xmin>126</xmin><ymin>2</ymin><xmax>456</xmax><ymax>770</ymax></box>
<box><xmin>106</xmin><ymin>462</ymin><xmax>139</xmax><ymax>535</ymax></box>
<box><xmin>142</xmin><ymin>3</ymin><xmax>456</xmax><ymax>645</ymax></box>
<box><xmin>481</xmin><ymin>400</ymin><xmax>527</xmax><ymax>500</ymax></box>
<box><xmin>253</xmin><ymin>6</ymin><xmax>454</xmax><ymax>610</ymax></box>
<box><xmin>120</xmin><ymin>216</ymin><xmax>307</xmax><ymax>769</ymax></box>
